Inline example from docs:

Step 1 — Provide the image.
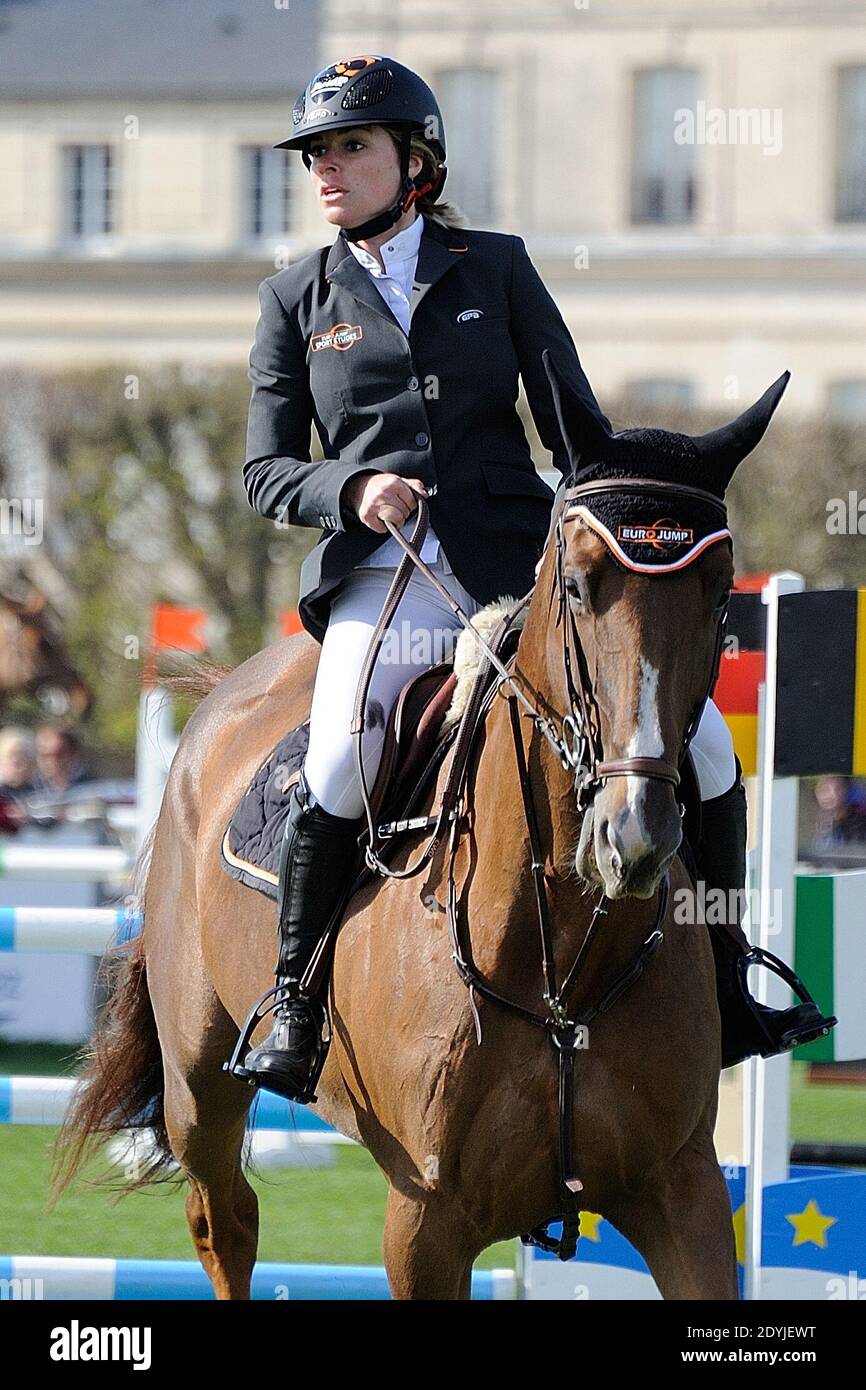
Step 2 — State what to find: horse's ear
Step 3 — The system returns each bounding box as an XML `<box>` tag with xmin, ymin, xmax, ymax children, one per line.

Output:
<box><xmin>542</xmin><ymin>347</ymin><xmax>613</xmax><ymax>473</ymax></box>
<box><xmin>691</xmin><ymin>370</ymin><xmax>790</xmax><ymax>493</ymax></box>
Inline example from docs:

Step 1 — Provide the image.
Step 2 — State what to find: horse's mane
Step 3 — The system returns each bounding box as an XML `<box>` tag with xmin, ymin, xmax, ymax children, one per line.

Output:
<box><xmin>154</xmin><ymin>655</ymin><xmax>234</xmax><ymax>706</ymax></box>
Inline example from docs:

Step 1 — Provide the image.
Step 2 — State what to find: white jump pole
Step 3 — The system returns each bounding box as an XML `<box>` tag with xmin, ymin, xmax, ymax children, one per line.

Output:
<box><xmin>743</xmin><ymin>571</ymin><xmax>804</xmax><ymax>1300</ymax></box>
<box><xmin>0</xmin><ymin>844</ymin><xmax>133</xmax><ymax>880</ymax></box>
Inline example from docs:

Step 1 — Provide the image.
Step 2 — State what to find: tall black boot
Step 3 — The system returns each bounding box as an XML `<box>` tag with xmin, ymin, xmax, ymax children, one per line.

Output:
<box><xmin>242</xmin><ymin>769</ymin><xmax>363</xmax><ymax>1100</ymax></box>
<box><xmin>696</xmin><ymin>765</ymin><xmax>836</xmax><ymax>1070</ymax></box>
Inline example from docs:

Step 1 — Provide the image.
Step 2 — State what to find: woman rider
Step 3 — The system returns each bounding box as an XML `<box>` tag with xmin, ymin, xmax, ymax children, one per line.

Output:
<box><xmin>237</xmin><ymin>56</ymin><xmax>831</xmax><ymax>1100</ymax></box>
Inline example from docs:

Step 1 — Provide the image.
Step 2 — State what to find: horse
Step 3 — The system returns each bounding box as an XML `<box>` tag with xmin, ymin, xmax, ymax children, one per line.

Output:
<box><xmin>0</xmin><ymin>585</ymin><xmax>92</xmax><ymax>717</ymax></box>
<box><xmin>51</xmin><ymin>354</ymin><xmax>787</xmax><ymax>1300</ymax></box>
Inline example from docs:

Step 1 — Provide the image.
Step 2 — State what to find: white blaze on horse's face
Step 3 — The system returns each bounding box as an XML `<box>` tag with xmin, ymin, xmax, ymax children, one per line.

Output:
<box><xmin>620</xmin><ymin>656</ymin><xmax>663</xmax><ymax>845</ymax></box>
<box><xmin>593</xmin><ymin>653</ymin><xmax>680</xmax><ymax>899</ymax></box>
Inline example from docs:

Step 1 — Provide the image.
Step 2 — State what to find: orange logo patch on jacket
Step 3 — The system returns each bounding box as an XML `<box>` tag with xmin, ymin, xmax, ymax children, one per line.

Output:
<box><xmin>310</xmin><ymin>322</ymin><xmax>364</xmax><ymax>352</ymax></box>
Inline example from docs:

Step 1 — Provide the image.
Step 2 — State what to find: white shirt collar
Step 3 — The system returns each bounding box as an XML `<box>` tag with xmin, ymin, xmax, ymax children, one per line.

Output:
<box><xmin>346</xmin><ymin>212</ymin><xmax>424</xmax><ymax>275</ymax></box>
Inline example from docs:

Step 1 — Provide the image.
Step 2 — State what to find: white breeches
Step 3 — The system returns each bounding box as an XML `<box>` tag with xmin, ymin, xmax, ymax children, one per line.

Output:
<box><xmin>303</xmin><ymin>558</ymin><xmax>736</xmax><ymax>819</ymax></box>
<box><xmin>304</xmin><ymin>554</ymin><xmax>483</xmax><ymax>819</ymax></box>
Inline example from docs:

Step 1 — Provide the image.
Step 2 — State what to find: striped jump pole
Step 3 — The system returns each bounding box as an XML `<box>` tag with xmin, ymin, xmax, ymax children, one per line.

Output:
<box><xmin>0</xmin><ymin>1074</ymin><xmax>347</xmax><ymax>1139</ymax></box>
<box><xmin>0</xmin><ymin>908</ymin><xmax>141</xmax><ymax>954</ymax></box>
<box><xmin>0</xmin><ymin>1255</ymin><xmax>516</xmax><ymax>1300</ymax></box>
<box><xmin>0</xmin><ymin>844</ymin><xmax>133</xmax><ymax>882</ymax></box>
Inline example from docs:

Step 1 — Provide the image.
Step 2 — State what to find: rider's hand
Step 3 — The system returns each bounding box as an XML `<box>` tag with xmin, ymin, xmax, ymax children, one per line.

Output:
<box><xmin>343</xmin><ymin>473</ymin><xmax>429</xmax><ymax>534</ymax></box>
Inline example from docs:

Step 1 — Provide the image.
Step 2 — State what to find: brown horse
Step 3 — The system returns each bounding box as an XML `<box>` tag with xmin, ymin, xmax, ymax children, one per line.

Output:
<box><xmin>51</xmin><ymin>358</ymin><xmax>788</xmax><ymax>1301</ymax></box>
<box><xmin>0</xmin><ymin>586</ymin><xmax>91</xmax><ymax>717</ymax></box>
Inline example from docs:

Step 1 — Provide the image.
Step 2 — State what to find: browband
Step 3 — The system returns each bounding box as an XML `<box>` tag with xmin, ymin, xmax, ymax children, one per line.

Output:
<box><xmin>563</xmin><ymin>477</ymin><xmax>729</xmax><ymax>519</ymax></box>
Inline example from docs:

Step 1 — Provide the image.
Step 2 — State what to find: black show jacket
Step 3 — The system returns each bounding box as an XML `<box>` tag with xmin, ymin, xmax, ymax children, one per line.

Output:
<box><xmin>244</xmin><ymin>213</ymin><xmax>610</xmax><ymax>642</ymax></box>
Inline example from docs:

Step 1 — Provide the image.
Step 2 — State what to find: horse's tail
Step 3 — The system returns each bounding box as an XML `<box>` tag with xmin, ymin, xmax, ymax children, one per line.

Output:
<box><xmin>48</xmin><ymin>654</ymin><xmax>237</xmax><ymax>1204</ymax></box>
<box><xmin>47</xmin><ymin>827</ymin><xmax>178</xmax><ymax>1205</ymax></box>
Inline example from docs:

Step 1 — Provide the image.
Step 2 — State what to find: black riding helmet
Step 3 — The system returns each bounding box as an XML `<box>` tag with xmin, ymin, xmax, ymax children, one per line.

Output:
<box><xmin>274</xmin><ymin>55</ymin><xmax>448</xmax><ymax>242</ymax></box>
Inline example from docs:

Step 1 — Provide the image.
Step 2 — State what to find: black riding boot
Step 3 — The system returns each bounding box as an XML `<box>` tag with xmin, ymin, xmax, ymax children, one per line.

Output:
<box><xmin>242</xmin><ymin>770</ymin><xmax>363</xmax><ymax>1100</ymax></box>
<box><xmin>696</xmin><ymin>767</ymin><xmax>836</xmax><ymax>1070</ymax></box>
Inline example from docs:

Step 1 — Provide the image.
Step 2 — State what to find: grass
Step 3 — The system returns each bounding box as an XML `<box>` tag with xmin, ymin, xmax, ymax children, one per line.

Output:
<box><xmin>0</xmin><ymin>1043</ymin><xmax>513</xmax><ymax>1269</ymax></box>
<box><xmin>0</xmin><ymin>1045</ymin><xmax>862</xmax><ymax>1269</ymax></box>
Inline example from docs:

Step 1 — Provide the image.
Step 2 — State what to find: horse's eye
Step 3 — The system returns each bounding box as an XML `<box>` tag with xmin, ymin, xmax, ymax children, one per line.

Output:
<box><xmin>564</xmin><ymin>576</ymin><xmax>584</xmax><ymax>610</ymax></box>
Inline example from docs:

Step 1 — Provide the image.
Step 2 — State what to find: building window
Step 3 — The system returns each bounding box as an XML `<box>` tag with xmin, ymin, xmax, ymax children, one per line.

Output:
<box><xmin>627</xmin><ymin>379</ymin><xmax>695</xmax><ymax>410</ymax></box>
<box><xmin>436</xmin><ymin>68</ymin><xmax>499</xmax><ymax>225</ymax></box>
<box><xmin>242</xmin><ymin>145</ymin><xmax>291</xmax><ymax>241</ymax></box>
<box><xmin>828</xmin><ymin>380</ymin><xmax>866</xmax><ymax>424</ymax></box>
<box><xmin>61</xmin><ymin>144</ymin><xmax>114</xmax><ymax>239</ymax></box>
<box><xmin>836</xmin><ymin>66</ymin><xmax>866</xmax><ymax>222</ymax></box>
<box><xmin>631</xmin><ymin>67</ymin><xmax>698</xmax><ymax>225</ymax></box>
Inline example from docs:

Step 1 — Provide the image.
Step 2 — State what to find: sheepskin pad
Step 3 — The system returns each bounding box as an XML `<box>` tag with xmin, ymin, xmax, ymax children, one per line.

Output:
<box><xmin>442</xmin><ymin>596</ymin><xmax>526</xmax><ymax>727</ymax></box>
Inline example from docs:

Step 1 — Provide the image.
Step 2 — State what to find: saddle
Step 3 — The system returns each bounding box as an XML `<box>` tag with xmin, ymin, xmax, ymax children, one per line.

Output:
<box><xmin>368</xmin><ymin>661</ymin><xmax>459</xmax><ymax>832</ymax></box>
<box><xmin>220</xmin><ymin>618</ymin><xmax>519</xmax><ymax>902</ymax></box>
<box><xmin>222</xmin><ymin>607</ymin><xmax>703</xmax><ymax>906</ymax></box>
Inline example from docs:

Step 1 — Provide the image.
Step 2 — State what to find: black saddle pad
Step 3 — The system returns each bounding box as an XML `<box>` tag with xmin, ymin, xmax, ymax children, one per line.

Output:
<box><xmin>220</xmin><ymin>719</ymin><xmax>310</xmax><ymax>901</ymax></box>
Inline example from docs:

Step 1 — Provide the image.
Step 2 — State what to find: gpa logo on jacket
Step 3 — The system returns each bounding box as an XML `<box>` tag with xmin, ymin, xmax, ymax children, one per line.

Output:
<box><xmin>310</xmin><ymin>322</ymin><xmax>364</xmax><ymax>352</ymax></box>
<box><xmin>456</xmin><ymin>309</ymin><xmax>484</xmax><ymax>322</ymax></box>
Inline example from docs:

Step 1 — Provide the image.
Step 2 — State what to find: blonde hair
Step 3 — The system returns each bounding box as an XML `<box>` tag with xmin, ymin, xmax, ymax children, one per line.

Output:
<box><xmin>384</xmin><ymin>126</ymin><xmax>465</xmax><ymax>227</ymax></box>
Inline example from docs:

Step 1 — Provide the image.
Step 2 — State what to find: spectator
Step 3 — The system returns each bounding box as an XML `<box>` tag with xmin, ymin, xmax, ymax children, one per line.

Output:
<box><xmin>34</xmin><ymin>722</ymin><xmax>91</xmax><ymax>795</ymax></box>
<box><xmin>813</xmin><ymin>775</ymin><xmax>866</xmax><ymax>848</ymax></box>
<box><xmin>0</xmin><ymin>725</ymin><xmax>38</xmax><ymax>830</ymax></box>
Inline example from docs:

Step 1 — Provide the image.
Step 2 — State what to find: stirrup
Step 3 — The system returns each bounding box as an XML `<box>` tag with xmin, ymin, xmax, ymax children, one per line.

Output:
<box><xmin>520</xmin><ymin>1206</ymin><xmax>582</xmax><ymax>1262</ymax></box>
<box><xmin>735</xmin><ymin>946</ymin><xmax>836</xmax><ymax>1055</ymax></box>
<box><xmin>222</xmin><ymin>981</ymin><xmax>330</xmax><ymax>1106</ymax></box>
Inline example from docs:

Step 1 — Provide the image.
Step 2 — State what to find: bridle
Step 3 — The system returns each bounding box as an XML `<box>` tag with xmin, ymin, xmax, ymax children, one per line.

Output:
<box><xmin>551</xmin><ymin>477</ymin><xmax>732</xmax><ymax>813</ymax></box>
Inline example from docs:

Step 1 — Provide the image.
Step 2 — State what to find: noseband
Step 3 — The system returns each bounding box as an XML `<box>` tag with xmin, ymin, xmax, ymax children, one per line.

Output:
<box><xmin>549</xmin><ymin>477</ymin><xmax>731</xmax><ymax>812</ymax></box>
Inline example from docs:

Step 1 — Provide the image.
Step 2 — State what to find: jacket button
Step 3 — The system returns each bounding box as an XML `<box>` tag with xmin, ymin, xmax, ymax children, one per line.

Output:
<box><xmin>415</xmin><ymin>431</ymin><xmax>429</xmax><ymax>447</ymax></box>
<box><xmin>407</xmin><ymin>376</ymin><xmax>419</xmax><ymax>391</ymax></box>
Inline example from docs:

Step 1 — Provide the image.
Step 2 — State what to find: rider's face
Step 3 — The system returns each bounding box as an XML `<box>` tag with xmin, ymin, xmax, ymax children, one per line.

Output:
<box><xmin>305</xmin><ymin>126</ymin><xmax>422</xmax><ymax>229</ymax></box>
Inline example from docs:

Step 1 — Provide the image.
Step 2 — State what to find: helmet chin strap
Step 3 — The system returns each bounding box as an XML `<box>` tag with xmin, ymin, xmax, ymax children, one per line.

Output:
<box><xmin>335</xmin><ymin>127</ymin><xmax>436</xmax><ymax>243</ymax></box>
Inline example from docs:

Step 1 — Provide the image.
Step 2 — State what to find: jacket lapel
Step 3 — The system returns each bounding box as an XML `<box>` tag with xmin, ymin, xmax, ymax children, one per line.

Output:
<box><xmin>325</xmin><ymin>215</ymin><xmax>468</xmax><ymax>328</ymax></box>
<box><xmin>409</xmin><ymin>217</ymin><xmax>469</xmax><ymax>322</ymax></box>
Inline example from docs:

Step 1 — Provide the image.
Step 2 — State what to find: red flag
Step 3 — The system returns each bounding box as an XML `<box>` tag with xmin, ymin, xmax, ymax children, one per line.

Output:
<box><xmin>279</xmin><ymin>609</ymin><xmax>304</xmax><ymax>638</ymax></box>
<box><xmin>151</xmin><ymin>603</ymin><xmax>208</xmax><ymax>653</ymax></box>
